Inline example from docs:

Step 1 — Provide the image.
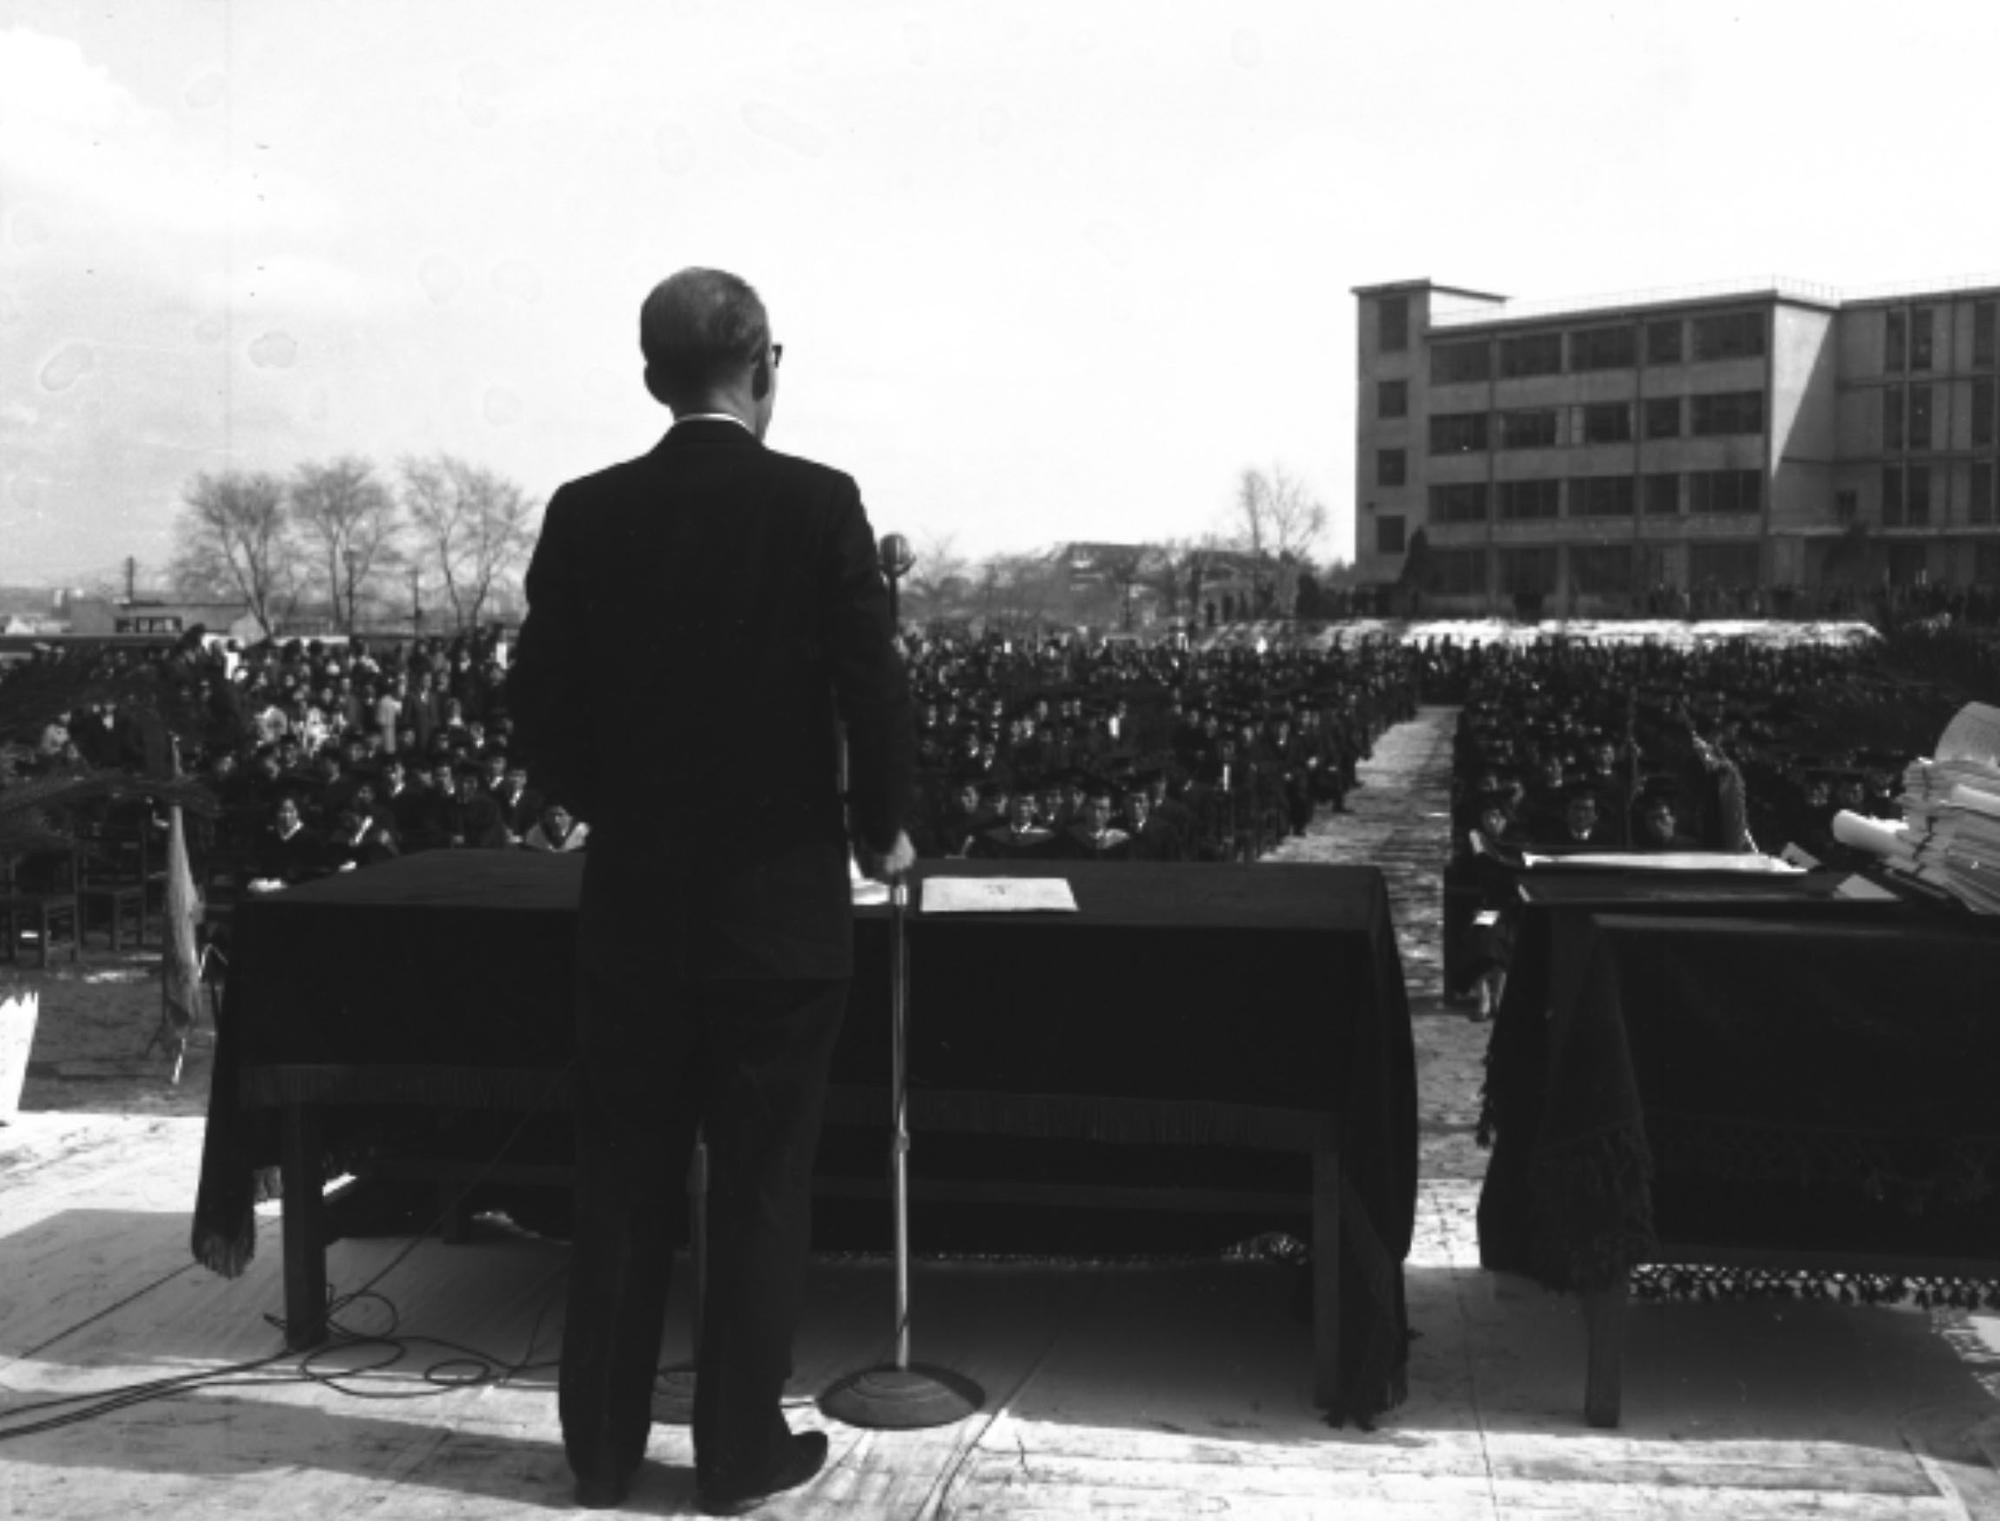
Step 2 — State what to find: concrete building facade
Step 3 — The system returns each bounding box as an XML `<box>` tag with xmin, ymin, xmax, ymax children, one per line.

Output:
<box><xmin>1354</xmin><ymin>276</ymin><xmax>2000</xmax><ymax>612</ymax></box>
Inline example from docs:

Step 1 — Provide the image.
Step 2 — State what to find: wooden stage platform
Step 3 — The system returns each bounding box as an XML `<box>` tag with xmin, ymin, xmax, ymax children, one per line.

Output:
<box><xmin>0</xmin><ymin>1111</ymin><xmax>1996</xmax><ymax>1519</ymax></box>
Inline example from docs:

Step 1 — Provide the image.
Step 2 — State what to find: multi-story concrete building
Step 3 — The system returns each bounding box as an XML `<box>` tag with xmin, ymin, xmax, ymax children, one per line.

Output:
<box><xmin>1353</xmin><ymin>276</ymin><xmax>2000</xmax><ymax>611</ymax></box>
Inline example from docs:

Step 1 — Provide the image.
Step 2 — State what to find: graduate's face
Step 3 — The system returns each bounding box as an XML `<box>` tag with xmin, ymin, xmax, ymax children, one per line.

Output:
<box><xmin>1641</xmin><ymin>805</ymin><xmax>1676</xmax><ymax>843</ymax></box>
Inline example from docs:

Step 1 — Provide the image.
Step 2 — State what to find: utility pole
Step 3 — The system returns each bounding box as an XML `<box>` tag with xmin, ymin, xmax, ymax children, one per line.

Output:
<box><xmin>124</xmin><ymin>557</ymin><xmax>137</xmax><ymax>603</ymax></box>
<box><xmin>409</xmin><ymin>565</ymin><xmax>423</xmax><ymax>639</ymax></box>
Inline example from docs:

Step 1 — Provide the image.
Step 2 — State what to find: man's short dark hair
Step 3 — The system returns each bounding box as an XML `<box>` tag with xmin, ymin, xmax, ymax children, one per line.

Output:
<box><xmin>640</xmin><ymin>268</ymin><xmax>770</xmax><ymax>403</ymax></box>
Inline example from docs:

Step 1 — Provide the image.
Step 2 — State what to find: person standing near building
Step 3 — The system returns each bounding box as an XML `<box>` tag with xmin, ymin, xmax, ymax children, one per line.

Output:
<box><xmin>510</xmin><ymin>267</ymin><xmax>914</xmax><ymax>1513</ymax></box>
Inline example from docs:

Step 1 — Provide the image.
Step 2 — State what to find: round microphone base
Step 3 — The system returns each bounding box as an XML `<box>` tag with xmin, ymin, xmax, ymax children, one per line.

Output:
<box><xmin>819</xmin><ymin>1364</ymin><xmax>985</xmax><ymax>1430</ymax></box>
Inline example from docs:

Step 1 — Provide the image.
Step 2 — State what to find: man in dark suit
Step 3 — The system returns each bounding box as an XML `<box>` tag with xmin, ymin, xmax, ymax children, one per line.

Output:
<box><xmin>510</xmin><ymin>267</ymin><xmax>914</xmax><ymax>1514</ymax></box>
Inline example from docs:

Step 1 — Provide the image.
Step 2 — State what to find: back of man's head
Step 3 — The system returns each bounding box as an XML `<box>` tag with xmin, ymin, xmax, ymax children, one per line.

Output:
<box><xmin>640</xmin><ymin>268</ymin><xmax>770</xmax><ymax>408</ymax></box>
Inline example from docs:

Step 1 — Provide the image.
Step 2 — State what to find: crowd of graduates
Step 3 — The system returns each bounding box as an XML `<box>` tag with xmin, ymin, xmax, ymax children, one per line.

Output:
<box><xmin>14</xmin><ymin>629</ymin><xmax>583</xmax><ymax>897</ymax></box>
<box><xmin>4</xmin><ymin>622</ymin><xmax>1951</xmax><ymax>943</ymax></box>
<box><xmin>895</xmin><ymin>628</ymin><xmax>1422</xmax><ymax>863</ymax></box>
<box><xmin>1432</xmin><ymin>633</ymin><xmax>1934</xmax><ymax>1016</ymax></box>
<box><xmin>6</xmin><ymin>624</ymin><xmax>1428</xmax><ymax>898</ymax></box>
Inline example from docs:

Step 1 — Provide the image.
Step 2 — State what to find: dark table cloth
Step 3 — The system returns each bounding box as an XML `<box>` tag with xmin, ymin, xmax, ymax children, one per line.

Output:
<box><xmin>1476</xmin><ymin>872</ymin><xmax>2000</xmax><ymax>1292</ymax></box>
<box><xmin>192</xmin><ymin>851</ymin><xmax>1417</xmax><ymax>1419</ymax></box>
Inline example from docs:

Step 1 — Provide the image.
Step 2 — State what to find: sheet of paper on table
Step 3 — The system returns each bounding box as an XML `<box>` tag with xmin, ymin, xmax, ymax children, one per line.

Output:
<box><xmin>1834</xmin><ymin>874</ymin><xmax>1900</xmax><ymax>901</ymax></box>
<box><xmin>922</xmin><ymin>877</ymin><xmax>1079</xmax><ymax>914</ymax></box>
<box><xmin>1518</xmin><ymin>850</ymin><xmax>1806</xmax><ymax>874</ymax></box>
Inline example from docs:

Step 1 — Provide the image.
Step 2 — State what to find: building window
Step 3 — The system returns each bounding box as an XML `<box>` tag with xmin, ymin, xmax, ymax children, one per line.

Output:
<box><xmin>1644</xmin><ymin>397</ymin><xmax>1681</xmax><ymax>439</ymax></box>
<box><xmin>1377</xmin><ymin>449</ymin><xmax>1407</xmax><ymax>487</ymax></box>
<box><xmin>1428</xmin><ymin>548</ymin><xmax>1486</xmax><ymax>595</ymax></box>
<box><xmin>1889</xmin><ymin>543</ymin><xmax>1927</xmax><ymax>586</ymax></box>
<box><xmin>1908</xmin><ymin>385</ymin><xmax>1934</xmax><ymax>451</ymax></box>
<box><xmin>1429</xmin><ymin>412</ymin><xmax>1490</xmax><ymax>454</ymax></box>
<box><xmin>1972</xmin><ymin>461</ymin><xmax>1995</xmax><ymax>527</ymax></box>
<box><xmin>1570</xmin><ymin>543</ymin><xmax>1634</xmax><ymax>593</ymax></box>
<box><xmin>1496</xmin><ymin>546</ymin><xmax>1559</xmax><ymax>594</ymax></box>
<box><xmin>1581</xmin><ymin>402</ymin><xmax>1633</xmax><ymax>444</ymax></box>
<box><xmin>1908</xmin><ymin>463</ymin><xmax>1931</xmax><ymax>526</ymax></box>
<box><xmin>1884</xmin><ymin>386</ymin><xmax>1905</xmax><ymax>451</ymax></box>
<box><xmin>1689</xmin><ymin>541</ymin><xmax>1760</xmax><ymax>588</ymax></box>
<box><xmin>1976</xmin><ymin>379</ymin><xmax>1996</xmax><ymax>448</ymax></box>
<box><xmin>1977</xmin><ymin>302</ymin><xmax>1997</xmax><ymax>368</ymax></box>
<box><xmin>1431</xmin><ymin>340</ymin><xmax>1490</xmax><ymax>385</ymax></box>
<box><xmin>1689</xmin><ymin>390</ymin><xmax>1765</xmax><ymax>436</ymax></box>
<box><xmin>1378</xmin><ymin>379</ymin><xmax>1408</xmax><ymax>420</ymax></box>
<box><xmin>1882</xmin><ymin>465</ymin><xmax>1905</xmax><ymax>526</ymax></box>
<box><xmin>1499</xmin><ymin>408</ymin><xmax>1560</xmax><ymax>449</ymax></box>
<box><xmin>1569</xmin><ymin>325</ymin><xmax>1637</xmax><ymax>371</ymax></box>
<box><xmin>1977</xmin><ymin>541</ymin><xmax>2000</xmax><ymax>585</ymax></box>
<box><xmin>1497</xmin><ymin>478</ymin><xmax>1560</xmax><ymax>520</ymax></box>
<box><xmin>1690</xmin><ymin>310</ymin><xmax>1765</xmax><ymax>361</ymax></box>
<box><xmin>1688</xmin><ymin>469</ymin><xmax>1761</xmax><ymax>515</ymax></box>
<box><xmin>1836</xmin><ymin>489</ymin><xmax>1859</xmax><ymax>521</ymax></box>
<box><xmin>1911</xmin><ymin>307</ymin><xmax>1935</xmax><ymax>371</ymax></box>
<box><xmin>1498</xmin><ymin>332</ymin><xmax>1563</xmax><ymax>378</ymax></box>
<box><xmin>1644</xmin><ymin>472</ymin><xmax>1679</xmax><ymax>515</ymax></box>
<box><xmin>1646</xmin><ymin>320</ymin><xmax>1683</xmax><ymax>365</ymax></box>
<box><xmin>1376</xmin><ymin>514</ymin><xmax>1407</xmax><ymax>555</ymax></box>
<box><xmin>1885</xmin><ymin>309</ymin><xmax>1907</xmax><ymax>373</ymax></box>
<box><xmin>1429</xmin><ymin>482</ymin><xmax>1490</xmax><ymax>523</ymax></box>
<box><xmin>1378</xmin><ymin>298</ymin><xmax>1409</xmax><ymax>353</ymax></box>
<box><xmin>1570</xmin><ymin>475</ymin><xmax>1635</xmax><ymax>516</ymax></box>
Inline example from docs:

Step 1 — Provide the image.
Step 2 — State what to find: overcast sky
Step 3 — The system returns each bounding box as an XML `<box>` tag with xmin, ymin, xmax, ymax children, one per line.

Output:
<box><xmin>6</xmin><ymin>0</ymin><xmax>2000</xmax><ymax>590</ymax></box>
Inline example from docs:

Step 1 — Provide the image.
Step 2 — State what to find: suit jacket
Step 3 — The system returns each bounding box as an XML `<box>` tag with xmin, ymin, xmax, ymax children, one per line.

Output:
<box><xmin>509</xmin><ymin>419</ymin><xmax>913</xmax><ymax>981</ymax></box>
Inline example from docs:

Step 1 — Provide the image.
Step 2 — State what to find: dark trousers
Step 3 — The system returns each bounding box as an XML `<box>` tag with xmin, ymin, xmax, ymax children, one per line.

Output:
<box><xmin>559</xmin><ymin>970</ymin><xmax>848</xmax><ymax>1491</ymax></box>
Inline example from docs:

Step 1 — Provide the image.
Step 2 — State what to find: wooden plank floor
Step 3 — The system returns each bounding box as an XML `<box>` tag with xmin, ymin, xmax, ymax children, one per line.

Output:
<box><xmin>0</xmin><ymin>1124</ymin><xmax>1994</xmax><ymax>1519</ymax></box>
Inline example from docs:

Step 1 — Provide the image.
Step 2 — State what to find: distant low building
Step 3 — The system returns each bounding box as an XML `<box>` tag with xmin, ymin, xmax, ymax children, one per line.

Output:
<box><xmin>64</xmin><ymin>597</ymin><xmax>264</xmax><ymax>646</ymax></box>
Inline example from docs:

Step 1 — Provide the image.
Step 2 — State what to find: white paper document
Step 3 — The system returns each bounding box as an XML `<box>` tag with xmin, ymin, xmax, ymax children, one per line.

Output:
<box><xmin>1519</xmin><ymin>850</ymin><xmax>1806</xmax><ymax>874</ymax></box>
<box><xmin>921</xmin><ymin>877</ymin><xmax>1079</xmax><ymax>914</ymax></box>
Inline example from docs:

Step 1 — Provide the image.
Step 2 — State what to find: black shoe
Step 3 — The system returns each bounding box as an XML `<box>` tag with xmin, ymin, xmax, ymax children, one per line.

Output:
<box><xmin>572</xmin><ymin>1470</ymin><xmax>633</xmax><ymax>1509</ymax></box>
<box><xmin>698</xmin><ymin>1431</ymin><xmax>829</xmax><ymax>1517</ymax></box>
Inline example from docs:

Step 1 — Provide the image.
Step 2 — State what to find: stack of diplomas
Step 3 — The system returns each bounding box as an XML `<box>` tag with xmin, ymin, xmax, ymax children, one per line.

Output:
<box><xmin>1871</xmin><ymin>702</ymin><xmax>2000</xmax><ymax>914</ymax></box>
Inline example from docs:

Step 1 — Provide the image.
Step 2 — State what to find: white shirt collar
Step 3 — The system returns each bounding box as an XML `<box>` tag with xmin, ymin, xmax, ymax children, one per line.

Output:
<box><xmin>674</xmin><ymin>413</ymin><xmax>754</xmax><ymax>434</ymax></box>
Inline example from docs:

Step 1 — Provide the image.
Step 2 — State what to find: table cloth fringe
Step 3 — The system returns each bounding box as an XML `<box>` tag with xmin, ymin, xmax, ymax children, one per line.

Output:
<box><xmin>1632</xmin><ymin>1263</ymin><xmax>2000</xmax><ymax>1309</ymax></box>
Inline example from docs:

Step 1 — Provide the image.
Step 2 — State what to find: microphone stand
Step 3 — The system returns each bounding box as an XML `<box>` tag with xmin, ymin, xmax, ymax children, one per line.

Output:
<box><xmin>820</xmin><ymin>871</ymin><xmax>984</xmax><ymax>1429</ymax></box>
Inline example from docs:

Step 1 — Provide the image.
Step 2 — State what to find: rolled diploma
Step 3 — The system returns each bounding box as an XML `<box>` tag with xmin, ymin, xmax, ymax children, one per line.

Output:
<box><xmin>1831</xmin><ymin>809</ymin><xmax>1907</xmax><ymax>858</ymax></box>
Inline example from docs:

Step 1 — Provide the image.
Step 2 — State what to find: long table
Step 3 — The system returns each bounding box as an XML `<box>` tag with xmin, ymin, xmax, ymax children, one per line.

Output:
<box><xmin>1475</xmin><ymin>872</ymin><xmax>2000</xmax><ymax>1424</ymax></box>
<box><xmin>192</xmin><ymin>852</ymin><xmax>1417</xmax><ymax>1423</ymax></box>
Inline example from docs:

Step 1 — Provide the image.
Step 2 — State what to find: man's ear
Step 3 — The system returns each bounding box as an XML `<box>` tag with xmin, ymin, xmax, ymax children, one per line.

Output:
<box><xmin>750</xmin><ymin>351</ymin><xmax>772</xmax><ymax>402</ymax></box>
<box><xmin>643</xmin><ymin>364</ymin><xmax>675</xmax><ymax>409</ymax></box>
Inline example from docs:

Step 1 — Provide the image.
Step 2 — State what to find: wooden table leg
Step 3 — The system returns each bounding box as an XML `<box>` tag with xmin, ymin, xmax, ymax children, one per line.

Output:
<box><xmin>281</xmin><ymin>1102</ymin><xmax>329</xmax><ymax>1350</ymax></box>
<box><xmin>1311</xmin><ymin>1132</ymin><xmax>1341</xmax><ymax>1411</ymax></box>
<box><xmin>1583</xmin><ymin>1276</ymin><xmax>1627</xmax><ymax>1428</ymax></box>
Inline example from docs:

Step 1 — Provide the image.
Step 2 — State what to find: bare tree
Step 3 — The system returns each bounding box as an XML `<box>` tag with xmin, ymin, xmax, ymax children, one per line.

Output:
<box><xmin>169</xmin><ymin>470</ymin><xmax>297</xmax><ymax>639</ymax></box>
<box><xmin>902</xmin><ymin>531</ymin><xmax>970</xmax><ymax>621</ymax></box>
<box><xmin>399</xmin><ymin>454</ymin><xmax>539</xmax><ymax>630</ymax></box>
<box><xmin>1221</xmin><ymin>465</ymin><xmax>1327</xmax><ymax>617</ymax></box>
<box><xmin>289</xmin><ymin>456</ymin><xmax>400</xmax><ymax>632</ymax></box>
